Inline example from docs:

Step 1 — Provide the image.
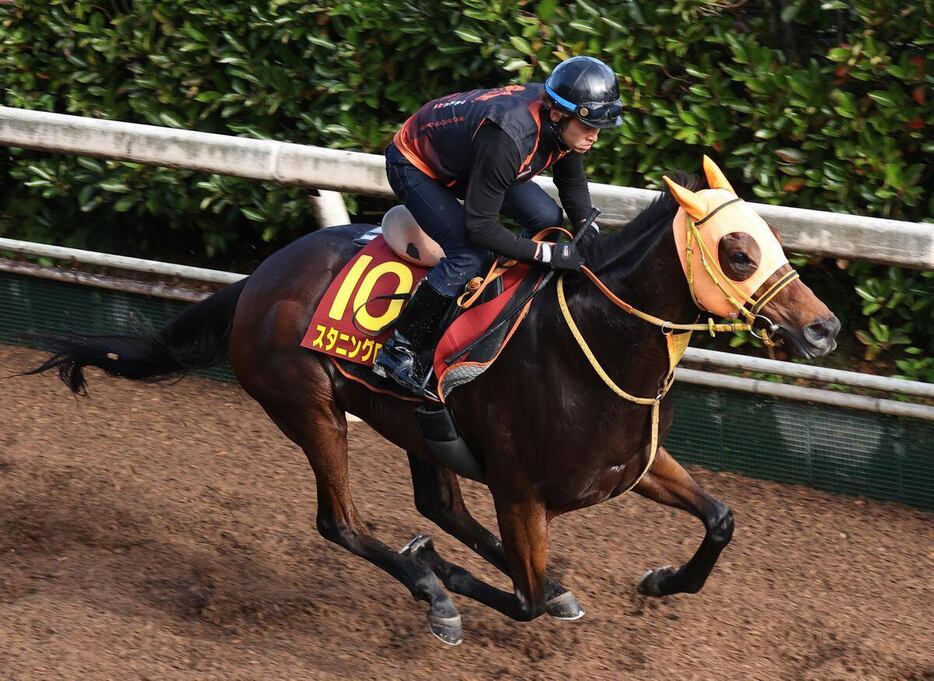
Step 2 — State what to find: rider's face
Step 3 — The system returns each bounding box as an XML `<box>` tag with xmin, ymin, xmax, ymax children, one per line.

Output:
<box><xmin>550</xmin><ymin>110</ymin><xmax>600</xmax><ymax>153</ymax></box>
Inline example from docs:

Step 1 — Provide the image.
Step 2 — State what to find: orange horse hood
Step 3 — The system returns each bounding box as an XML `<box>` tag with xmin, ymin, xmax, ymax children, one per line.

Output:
<box><xmin>665</xmin><ymin>157</ymin><xmax>791</xmax><ymax>319</ymax></box>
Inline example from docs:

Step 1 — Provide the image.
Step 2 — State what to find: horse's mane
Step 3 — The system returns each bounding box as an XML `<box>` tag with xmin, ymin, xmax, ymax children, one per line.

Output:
<box><xmin>585</xmin><ymin>171</ymin><xmax>706</xmax><ymax>276</ymax></box>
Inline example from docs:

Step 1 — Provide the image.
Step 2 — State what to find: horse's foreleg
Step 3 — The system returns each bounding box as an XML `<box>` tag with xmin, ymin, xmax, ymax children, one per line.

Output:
<box><xmin>633</xmin><ymin>445</ymin><xmax>734</xmax><ymax>597</ymax></box>
<box><xmin>404</xmin><ymin>496</ymin><xmax>550</xmax><ymax>622</ymax></box>
<box><xmin>406</xmin><ymin>453</ymin><xmax>583</xmax><ymax>619</ymax></box>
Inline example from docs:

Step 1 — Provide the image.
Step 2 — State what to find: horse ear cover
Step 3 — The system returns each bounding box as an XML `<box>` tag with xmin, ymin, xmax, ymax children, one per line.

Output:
<box><xmin>663</xmin><ymin>175</ymin><xmax>707</xmax><ymax>221</ymax></box>
<box><xmin>702</xmin><ymin>155</ymin><xmax>736</xmax><ymax>194</ymax></box>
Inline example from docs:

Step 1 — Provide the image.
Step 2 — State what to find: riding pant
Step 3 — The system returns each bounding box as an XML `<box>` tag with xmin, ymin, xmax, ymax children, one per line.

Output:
<box><xmin>385</xmin><ymin>142</ymin><xmax>563</xmax><ymax>298</ymax></box>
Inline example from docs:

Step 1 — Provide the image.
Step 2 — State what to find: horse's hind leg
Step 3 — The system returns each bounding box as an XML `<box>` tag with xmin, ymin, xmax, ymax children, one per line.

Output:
<box><xmin>402</xmin><ymin>495</ymin><xmax>552</xmax><ymax>622</ymax></box>
<box><xmin>267</xmin><ymin>394</ymin><xmax>463</xmax><ymax>644</ymax></box>
<box><xmin>633</xmin><ymin>445</ymin><xmax>734</xmax><ymax>597</ymax></box>
<box><xmin>405</xmin><ymin>453</ymin><xmax>584</xmax><ymax>620</ymax></box>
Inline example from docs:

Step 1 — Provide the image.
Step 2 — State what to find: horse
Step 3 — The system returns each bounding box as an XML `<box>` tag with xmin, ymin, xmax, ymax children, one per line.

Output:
<box><xmin>24</xmin><ymin>157</ymin><xmax>839</xmax><ymax>645</ymax></box>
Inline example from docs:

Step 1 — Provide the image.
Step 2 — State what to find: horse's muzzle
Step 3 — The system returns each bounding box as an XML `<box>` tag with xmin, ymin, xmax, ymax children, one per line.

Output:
<box><xmin>775</xmin><ymin>314</ymin><xmax>840</xmax><ymax>359</ymax></box>
<box><xmin>804</xmin><ymin>315</ymin><xmax>840</xmax><ymax>356</ymax></box>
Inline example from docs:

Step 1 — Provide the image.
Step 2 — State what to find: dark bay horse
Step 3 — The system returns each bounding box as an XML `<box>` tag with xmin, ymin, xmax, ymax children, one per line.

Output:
<box><xmin>25</xmin><ymin>158</ymin><xmax>839</xmax><ymax>645</ymax></box>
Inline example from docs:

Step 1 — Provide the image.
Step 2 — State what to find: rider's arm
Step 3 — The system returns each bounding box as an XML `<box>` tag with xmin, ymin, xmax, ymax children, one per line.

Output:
<box><xmin>552</xmin><ymin>151</ymin><xmax>593</xmax><ymax>230</ymax></box>
<box><xmin>464</xmin><ymin>124</ymin><xmax>540</xmax><ymax>263</ymax></box>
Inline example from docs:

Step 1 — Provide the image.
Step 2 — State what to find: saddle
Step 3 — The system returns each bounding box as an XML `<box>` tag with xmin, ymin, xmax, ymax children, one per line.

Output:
<box><xmin>301</xmin><ymin>207</ymin><xmax>543</xmax><ymax>403</ymax></box>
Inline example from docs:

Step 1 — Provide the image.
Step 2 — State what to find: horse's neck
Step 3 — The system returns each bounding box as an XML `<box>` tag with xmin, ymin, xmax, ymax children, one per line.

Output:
<box><xmin>585</xmin><ymin>224</ymin><xmax>693</xmax><ymax>331</ymax></box>
<box><xmin>548</xmin><ymin>223</ymin><xmax>694</xmax><ymax>390</ymax></box>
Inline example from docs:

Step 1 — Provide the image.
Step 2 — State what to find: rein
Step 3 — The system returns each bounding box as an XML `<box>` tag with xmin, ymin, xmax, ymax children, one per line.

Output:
<box><xmin>556</xmin><ymin>274</ymin><xmax>683</xmax><ymax>494</ymax></box>
<box><xmin>579</xmin><ymin>266</ymin><xmax>752</xmax><ymax>335</ymax></box>
<box><xmin>566</xmin><ymin>198</ymin><xmax>801</xmax><ymax>343</ymax></box>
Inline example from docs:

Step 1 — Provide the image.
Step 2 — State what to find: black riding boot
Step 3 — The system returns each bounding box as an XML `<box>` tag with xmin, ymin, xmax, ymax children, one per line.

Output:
<box><xmin>373</xmin><ymin>283</ymin><xmax>453</xmax><ymax>393</ymax></box>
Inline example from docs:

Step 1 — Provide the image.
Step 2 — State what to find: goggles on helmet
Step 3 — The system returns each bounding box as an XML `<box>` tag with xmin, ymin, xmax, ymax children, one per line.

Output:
<box><xmin>545</xmin><ymin>84</ymin><xmax>622</xmax><ymax>128</ymax></box>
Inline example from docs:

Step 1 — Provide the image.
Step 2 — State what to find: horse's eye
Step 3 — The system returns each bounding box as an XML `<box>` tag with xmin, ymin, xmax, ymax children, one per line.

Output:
<box><xmin>718</xmin><ymin>231</ymin><xmax>760</xmax><ymax>281</ymax></box>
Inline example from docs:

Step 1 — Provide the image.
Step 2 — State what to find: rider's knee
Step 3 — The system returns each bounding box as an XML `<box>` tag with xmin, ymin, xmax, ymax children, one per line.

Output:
<box><xmin>445</xmin><ymin>246</ymin><xmax>486</xmax><ymax>272</ymax></box>
<box><xmin>431</xmin><ymin>248</ymin><xmax>486</xmax><ymax>295</ymax></box>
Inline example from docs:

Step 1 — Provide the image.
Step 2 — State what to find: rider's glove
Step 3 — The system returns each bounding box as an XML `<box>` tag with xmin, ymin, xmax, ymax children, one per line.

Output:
<box><xmin>537</xmin><ymin>241</ymin><xmax>584</xmax><ymax>272</ymax></box>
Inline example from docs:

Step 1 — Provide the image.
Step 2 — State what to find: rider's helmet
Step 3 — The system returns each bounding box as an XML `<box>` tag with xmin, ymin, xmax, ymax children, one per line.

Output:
<box><xmin>544</xmin><ymin>56</ymin><xmax>622</xmax><ymax>129</ymax></box>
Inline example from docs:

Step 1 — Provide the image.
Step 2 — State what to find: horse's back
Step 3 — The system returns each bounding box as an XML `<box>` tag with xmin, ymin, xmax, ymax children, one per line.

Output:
<box><xmin>248</xmin><ymin>224</ymin><xmax>371</xmax><ymax>299</ymax></box>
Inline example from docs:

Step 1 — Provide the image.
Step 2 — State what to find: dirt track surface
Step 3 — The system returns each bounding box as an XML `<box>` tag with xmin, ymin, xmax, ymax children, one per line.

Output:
<box><xmin>1</xmin><ymin>344</ymin><xmax>932</xmax><ymax>680</ymax></box>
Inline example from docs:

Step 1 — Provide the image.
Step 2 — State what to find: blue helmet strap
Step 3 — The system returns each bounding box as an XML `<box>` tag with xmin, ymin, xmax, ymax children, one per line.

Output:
<box><xmin>545</xmin><ymin>84</ymin><xmax>578</xmax><ymax>114</ymax></box>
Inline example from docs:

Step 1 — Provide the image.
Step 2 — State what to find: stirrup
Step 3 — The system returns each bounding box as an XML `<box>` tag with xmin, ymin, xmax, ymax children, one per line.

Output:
<box><xmin>386</xmin><ymin>363</ymin><xmax>429</xmax><ymax>395</ymax></box>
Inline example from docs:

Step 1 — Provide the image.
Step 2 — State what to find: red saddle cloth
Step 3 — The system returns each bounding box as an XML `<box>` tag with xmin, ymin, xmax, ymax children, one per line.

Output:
<box><xmin>302</xmin><ymin>235</ymin><xmax>542</xmax><ymax>401</ymax></box>
<box><xmin>432</xmin><ymin>262</ymin><xmax>541</xmax><ymax>400</ymax></box>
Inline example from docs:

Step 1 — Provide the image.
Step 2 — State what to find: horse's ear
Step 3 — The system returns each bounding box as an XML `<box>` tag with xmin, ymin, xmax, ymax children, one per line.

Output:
<box><xmin>663</xmin><ymin>175</ymin><xmax>707</xmax><ymax>221</ymax></box>
<box><xmin>702</xmin><ymin>155</ymin><xmax>736</xmax><ymax>194</ymax></box>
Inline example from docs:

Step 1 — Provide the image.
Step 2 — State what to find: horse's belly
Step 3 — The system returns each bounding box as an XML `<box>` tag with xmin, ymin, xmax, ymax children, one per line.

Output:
<box><xmin>548</xmin><ymin>463</ymin><xmax>633</xmax><ymax>513</ymax></box>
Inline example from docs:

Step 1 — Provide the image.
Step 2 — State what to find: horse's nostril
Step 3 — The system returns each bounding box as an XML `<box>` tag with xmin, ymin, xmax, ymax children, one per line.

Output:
<box><xmin>806</xmin><ymin>323</ymin><xmax>828</xmax><ymax>341</ymax></box>
<box><xmin>804</xmin><ymin>316</ymin><xmax>841</xmax><ymax>346</ymax></box>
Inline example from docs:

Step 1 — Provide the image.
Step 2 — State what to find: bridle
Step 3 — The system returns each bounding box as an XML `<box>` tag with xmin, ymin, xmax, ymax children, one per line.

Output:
<box><xmin>564</xmin><ymin>197</ymin><xmax>800</xmax><ymax>345</ymax></box>
<box><xmin>554</xmin><ymin>197</ymin><xmax>800</xmax><ymax>494</ymax></box>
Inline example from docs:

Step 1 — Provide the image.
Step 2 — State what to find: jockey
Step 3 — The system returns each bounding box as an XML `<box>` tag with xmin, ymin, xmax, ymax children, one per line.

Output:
<box><xmin>373</xmin><ymin>56</ymin><xmax>623</xmax><ymax>393</ymax></box>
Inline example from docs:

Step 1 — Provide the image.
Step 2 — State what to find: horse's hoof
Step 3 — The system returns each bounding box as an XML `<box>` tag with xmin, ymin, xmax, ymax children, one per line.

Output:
<box><xmin>427</xmin><ymin>612</ymin><xmax>463</xmax><ymax>646</ymax></box>
<box><xmin>401</xmin><ymin>533</ymin><xmax>434</xmax><ymax>559</ymax></box>
<box><xmin>546</xmin><ymin>590</ymin><xmax>585</xmax><ymax>620</ymax></box>
<box><xmin>637</xmin><ymin>565</ymin><xmax>679</xmax><ymax>597</ymax></box>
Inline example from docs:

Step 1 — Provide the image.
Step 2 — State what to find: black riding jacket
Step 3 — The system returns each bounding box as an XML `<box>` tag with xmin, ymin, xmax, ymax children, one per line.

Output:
<box><xmin>393</xmin><ymin>84</ymin><xmax>593</xmax><ymax>262</ymax></box>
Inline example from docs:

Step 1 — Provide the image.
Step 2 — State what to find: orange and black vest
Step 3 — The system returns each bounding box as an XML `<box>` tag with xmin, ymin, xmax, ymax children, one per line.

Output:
<box><xmin>393</xmin><ymin>84</ymin><xmax>567</xmax><ymax>187</ymax></box>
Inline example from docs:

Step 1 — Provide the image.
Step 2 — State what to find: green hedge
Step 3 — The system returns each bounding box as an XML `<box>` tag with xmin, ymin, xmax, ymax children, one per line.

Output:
<box><xmin>1</xmin><ymin>0</ymin><xmax>931</xmax><ymax>378</ymax></box>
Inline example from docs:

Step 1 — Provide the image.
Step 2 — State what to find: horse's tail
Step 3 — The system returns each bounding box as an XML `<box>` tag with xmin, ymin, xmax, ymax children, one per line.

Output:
<box><xmin>22</xmin><ymin>278</ymin><xmax>248</xmax><ymax>395</ymax></box>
